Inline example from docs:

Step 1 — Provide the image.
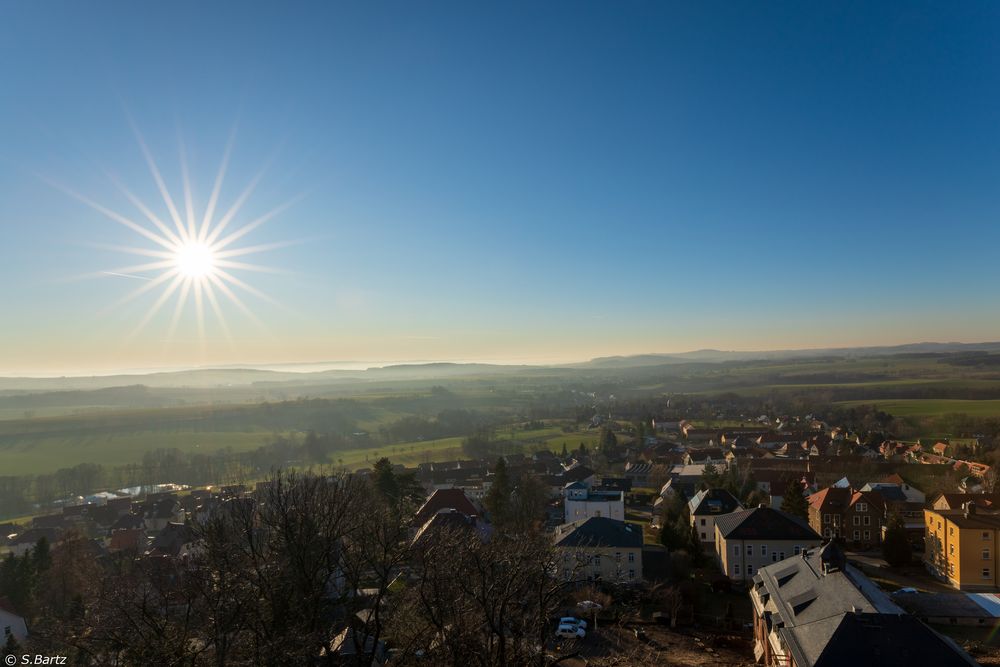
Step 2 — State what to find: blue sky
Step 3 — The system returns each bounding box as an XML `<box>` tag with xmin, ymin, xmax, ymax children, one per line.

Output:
<box><xmin>1</xmin><ymin>2</ymin><xmax>998</xmax><ymax>373</ymax></box>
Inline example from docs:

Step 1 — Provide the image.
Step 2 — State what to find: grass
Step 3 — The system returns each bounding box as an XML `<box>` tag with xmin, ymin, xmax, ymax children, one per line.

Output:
<box><xmin>540</xmin><ymin>433</ymin><xmax>603</xmax><ymax>453</ymax></box>
<box><xmin>0</xmin><ymin>430</ymin><xmax>275</xmax><ymax>476</ymax></box>
<box><xmin>835</xmin><ymin>399</ymin><xmax>1000</xmax><ymax>418</ymax></box>
<box><xmin>333</xmin><ymin>437</ymin><xmax>467</xmax><ymax>469</ymax></box>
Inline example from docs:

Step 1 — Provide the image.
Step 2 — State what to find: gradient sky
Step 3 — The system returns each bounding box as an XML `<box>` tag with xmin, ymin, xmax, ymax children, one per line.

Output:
<box><xmin>1</xmin><ymin>2</ymin><xmax>999</xmax><ymax>374</ymax></box>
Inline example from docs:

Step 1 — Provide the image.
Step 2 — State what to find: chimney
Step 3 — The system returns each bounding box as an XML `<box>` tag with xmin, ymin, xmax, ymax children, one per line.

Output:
<box><xmin>966</xmin><ymin>501</ymin><xmax>977</xmax><ymax>517</ymax></box>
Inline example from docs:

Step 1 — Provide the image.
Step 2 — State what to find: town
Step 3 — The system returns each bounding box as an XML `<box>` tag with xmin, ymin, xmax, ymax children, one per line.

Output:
<box><xmin>3</xmin><ymin>403</ymin><xmax>999</xmax><ymax>666</ymax></box>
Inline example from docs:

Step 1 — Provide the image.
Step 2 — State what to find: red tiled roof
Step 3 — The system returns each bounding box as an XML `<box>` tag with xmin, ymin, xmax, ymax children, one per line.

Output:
<box><xmin>413</xmin><ymin>489</ymin><xmax>478</xmax><ymax>526</ymax></box>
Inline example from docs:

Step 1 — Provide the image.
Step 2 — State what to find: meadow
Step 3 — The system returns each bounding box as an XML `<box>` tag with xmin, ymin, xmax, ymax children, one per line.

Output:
<box><xmin>835</xmin><ymin>398</ymin><xmax>1000</xmax><ymax>418</ymax></box>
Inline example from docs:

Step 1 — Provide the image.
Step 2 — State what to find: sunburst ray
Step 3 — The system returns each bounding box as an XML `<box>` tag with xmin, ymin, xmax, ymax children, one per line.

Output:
<box><xmin>54</xmin><ymin>124</ymin><xmax>296</xmax><ymax>352</ymax></box>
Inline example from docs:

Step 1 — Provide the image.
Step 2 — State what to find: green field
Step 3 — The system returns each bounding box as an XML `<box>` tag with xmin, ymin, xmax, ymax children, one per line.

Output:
<box><xmin>0</xmin><ymin>430</ymin><xmax>276</xmax><ymax>476</ymax></box>
<box><xmin>835</xmin><ymin>398</ymin><xmax>1000</xmax><ymax>418</ymax></box>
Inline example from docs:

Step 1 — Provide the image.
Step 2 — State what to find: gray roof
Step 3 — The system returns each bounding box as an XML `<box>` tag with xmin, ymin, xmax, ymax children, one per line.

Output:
<box><xmin>753</xmin><ymin>545</ymin><xmax>899</xmax><ymax>630</ymax></box>
<box><xmin>688</xmin><ymin>488</ymin><xmax>743</xmax><ymax>516</ymax></box>
<box><xmin>554</xmin><ymin>517</ymin><xmax>642</xmax><ymax>549</ymax></box>
<box><xmin>754</xmin><ymin>546</ymin><xmax>977</xmax><ymax>667</ymax></box>
<box><xmin>780</xmin><ymin>613</ymin><xmax>978</xmax><ymax>667</ymax></box>
<box><xmin>715</xmin><ymin>507</ymin><xmax>820</xmax><ymax>541</ymax></box>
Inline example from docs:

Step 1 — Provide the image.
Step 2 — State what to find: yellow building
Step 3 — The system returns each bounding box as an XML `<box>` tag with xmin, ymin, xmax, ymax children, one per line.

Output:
<box><xmin>924</xmin><ymin>503</ymin><xmax>1000</xmax><ymax>592</ymax></box>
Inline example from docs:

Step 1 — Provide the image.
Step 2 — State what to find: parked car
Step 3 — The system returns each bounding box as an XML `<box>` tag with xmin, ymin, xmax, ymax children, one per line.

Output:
<box><xmin>559</xmin><ymin>616</ymin><xmax>587</xmax><ymax>629</ymax></box>
<box><xmin>891</xmin><ymin>587</ymin><xmax>918</xmax><ymax>595</ymax></box>
<box><xmin>555</xmin><ymin>624</ymin><xmax>586</xmax><ymax>640</ymax></box>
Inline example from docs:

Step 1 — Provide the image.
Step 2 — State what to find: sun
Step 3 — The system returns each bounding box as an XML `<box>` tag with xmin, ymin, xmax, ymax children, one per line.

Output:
<box><xmin>54</xmin><ymin>120</ymin><xmax>302</xmax><ymax>345</ymax></box>
<box><xmin>174</xmin><ymin>242</ymin><xmax>216</xmax><ymax>279</ymax></box>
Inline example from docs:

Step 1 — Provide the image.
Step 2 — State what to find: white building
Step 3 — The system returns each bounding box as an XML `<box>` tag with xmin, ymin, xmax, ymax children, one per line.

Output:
<box><xmin>564</xmin><ymin>482</ymin><xmax>625</xmax><ymax>523</ymax></box>
<box><xmin>0</xmin><ymin>596</ymin><xmax>28</xmax><ymax>645</ymax></box>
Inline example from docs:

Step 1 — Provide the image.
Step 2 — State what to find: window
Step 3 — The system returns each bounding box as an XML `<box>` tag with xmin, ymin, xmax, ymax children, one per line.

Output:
<box><xmin>734</xmin><ymin>545</ymin><xmax>740</xmax><ymax>557</ymax></box>
<box><xmin>824</xmin><ymin>514</ymin><xmax>831</xmax><ymax>524</ymax></box>
<box><xmin>794</xmin><ymin>546</ymin><xmax>801</xmax><ymax>556</ymax></box>
<box><xmin>950</xmin><ymin>526</ymin><xmax>955</xmax><ymax>535</ymax></box>
<box><xmin>746</xmin><ymin>544</ymin><xmax>753</xmax><ymax>556</ymax></box>
<box><xmin>823</xmin><ymin>528</ymin><xmax>831</xmax><ymax>538</ymax></box>
<box><xmin>863</xmin><ymin>531</ymin><xmax>870</xmax><ymax>541</ymax></box>
<box><xmin>853</xmin><ymin>516</ymin><xmax>861</xmax><ymax>526</ymax></box>
<box><xmin>772</xmin><ymin>552</ymin><xmax>778</xmax><ymax>562</ymax></box>
<box><xmin>984</xmin><ymin>549</ymin><xmax>991</xmax><ymax>561</ymax></box>
<box><xmin>853</xmin><ymin>530</ymin><xmax>860</xmax><ymax>541</ymax></box>
<box><xmin>629</xmin><ymin>569</ymin><xmax>635</xmax><ymax>579</ymax></box>
<box><xmin>761</xmin><ymin>545</ymin><xmax>768</xmax><ymax>557</ymax></box>
<box><xmin>833</xmin><ymin>515</ymin><xmax>841</xmax><ymax>526</ymax></box>
<box><xmin>700</xmin><ymin>518</ymin><xmax>706</xmax><ymax>526</ymax></box>
<box><xmin>984</xmin><ymin>568</ymin><xmax>992</xmax><ymax>579</ymax></box>
<box><xmin>857</xmin><ymin>503</ymin><xmax>867</xmax><ymax>512</ymax></box>
<box><xmin>701</xmin><ymin>532</ymin><xmax>707</xmax><ymax>540</ymax></box>
<box><xmin>984</xmin><ymin>532</ymin><xmax>991</xmax><ymax>541</ymax></box>
<box><xmin>863</xmin><ymin>516</ymin><xmax>871</xmax><ymax>526</ymax></box>
<box><xmin>779</xmin><ymin>552</ymin><xmax>786</xmax><ymax>560</ymax></box>
<box><xmin>950</xmin><ymin>544</ymin><xmax>955</xmax><ymax>555</ymax></box>
<box><xmin>628</xmin><ymin>552</ymin><xmax>635</xmax><ymax>563</ymax></box>
<box><xmin>747</xmin><ymin>565</ymin><xmax>754</xmax><ymax>575</ymax></box>
<box><xmin>615</xmin><ymin>552</ymin><xmax>622</xmax><ymax>562</ymax></box>
<box><xmin>735</xmin><ymin>564</ymin><xmax>741</xmax><ymax>575</ymax></box>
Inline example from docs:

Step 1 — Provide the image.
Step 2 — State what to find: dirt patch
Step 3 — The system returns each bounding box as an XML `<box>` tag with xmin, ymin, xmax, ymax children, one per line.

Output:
<box><xmin>553</xmin><ymin>622</ymin><xmax>754</xmax><ymax>666</ymax></box>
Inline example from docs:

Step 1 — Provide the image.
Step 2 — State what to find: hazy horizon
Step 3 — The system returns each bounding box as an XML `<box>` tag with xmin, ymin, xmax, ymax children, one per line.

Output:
<box><xmin>4</xmin><ymin>337</ymin><xmax>1000</xmax><ymax>378</ymax></box>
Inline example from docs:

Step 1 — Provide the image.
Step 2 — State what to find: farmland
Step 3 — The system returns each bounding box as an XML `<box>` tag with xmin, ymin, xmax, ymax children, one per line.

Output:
<box><xmin>835</xmin><ymin>398</ymin><xmax>1000</xmax><ymax>418</ymax></box>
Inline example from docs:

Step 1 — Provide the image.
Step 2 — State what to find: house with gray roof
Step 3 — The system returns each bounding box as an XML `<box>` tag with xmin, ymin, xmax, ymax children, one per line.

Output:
<box><xmin>688</xmin><ymin>488</ymin><xmax>743</xmax><ymax>546</ymax></box>
<box><xmin>715</xmin><ymin>506</ymin><xmax>821</xmax><ymax>581</ymax></box>
<box><xmin>554</xmin><ymin>517</ymin><xmax>642</xmax><ymax>584</ymax></box>
<box><xmin>750</xmin><ymin>542</ymin><xmax>977</xmax><ymax>666</ymax></box>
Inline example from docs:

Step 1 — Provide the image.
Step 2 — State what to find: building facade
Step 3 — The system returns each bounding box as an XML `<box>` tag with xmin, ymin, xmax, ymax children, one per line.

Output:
<box><xmin>924</xmin><ymin>503</ymin><xmax>1000</xmax><ymax>592</ymax></box>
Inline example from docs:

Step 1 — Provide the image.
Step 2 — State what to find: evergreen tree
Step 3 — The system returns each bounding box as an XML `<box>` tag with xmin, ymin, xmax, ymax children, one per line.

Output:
<box><xmin>33</xmin><ymin>536</ymin><xmax>51</xmax><ymax>572</ymax></box>
<box><xmin>373</xmin><ymin>457</ymin><xmax>399</xmax><ymax>502</ymax></box>
<box><xmin>687</xmin><ymin>524</ymin><xmax>704</xmax><ymax>565</ymax></box>
<box><xmin>882</xmin><ymin>512</ymin><xmax>911</xmax><ymax>568</ymax></box>
<box><xmin>560</xmin><ymin>442</ymin><xmax>568</xmax><ymax>458</ymax></box>
<box><xmin>599</xmin><ymin>427</ymin><xmax>618</xmax><ymax>457</ymax></box>
<box><xmin>780</xmin><ymin>480</ymin><xmax>809</xmax><ymax>520</ymax></box>
<box><xmin>484</xmin><ymin>457</ymin><xmax>512</xmax><ymax>526</ymax></box>
<box><xmin>701</xmin><ymin>463</ymin><xmax>722</xmax><ymax>489</ymax></box>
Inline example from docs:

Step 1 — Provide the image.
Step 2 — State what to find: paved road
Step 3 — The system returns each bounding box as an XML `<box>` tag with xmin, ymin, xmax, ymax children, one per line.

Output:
<box><xmin>846</xmin><ymin>551</ymin><xmax>955</xmax><ymax>593</ymax></box>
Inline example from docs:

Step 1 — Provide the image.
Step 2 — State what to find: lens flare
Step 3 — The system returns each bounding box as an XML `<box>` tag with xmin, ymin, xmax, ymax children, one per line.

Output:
<box><xmin>58</xmin><ymin>121</ymin><xmax>301</xmax><ymax>348</ymax></box>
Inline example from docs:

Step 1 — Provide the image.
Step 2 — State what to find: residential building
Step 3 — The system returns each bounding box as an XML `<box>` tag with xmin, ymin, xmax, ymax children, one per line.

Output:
<box><xmin>688</xmin><ymin>488</ymin><xmax>743</xmax><ymax>545</ymax></box>
<box><xmin>623</xmin><ymin>461</ymin><xmax>653</xmax><ymax>487</ymax></box>
<box><xmin>750</xmin><ymin>541</ymin><xmax>976</xmax><ymax>666</ymax></box>
<box><xmin>807</xmin><ymin>487</ymin><xmax>884</xmax><ymax>547</ymax></box>
<box><xmin>0</xmin><ymin>596</ymin><xmax>28</xmax><ymax>645</ymax></box>
<box><xmin>931</xmin><ymin>492</ymin><xmax>1000</xmax><ymax>511</ymax></box>
<box><xmin>554</xmin><ymin>517</ymin><xmax>642</xmax><ymax>583</ymax></box>
<box><xmin>924</xmin><ymin>502</ymin><xmax>1000</xmax><ymax>592</ymax></box>
<box><xmin>413</xmin><ymin>488</ymin><xmax>479</xmax><ymax>527</ymax></box>
<box><xmin>715</xmin><ymin>506</ymin><xmax>821</xmax><ymax>582</ymax></box>
<box><xmin>564</xmin><ymin>482</ymin><xmax>625</xmax><ymax>522</ymax></box>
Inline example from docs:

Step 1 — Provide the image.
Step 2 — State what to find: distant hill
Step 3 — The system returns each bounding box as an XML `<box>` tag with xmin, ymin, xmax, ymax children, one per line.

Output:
<box><xmin>581</xmin><ymin>342</ymin><xmax>1000</xmax><ymax>368</ymax></box>
<box><xmin>3</xmin><ymin>341</ymin><xmax>1000</xmax><ymax>394</ymax></box>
